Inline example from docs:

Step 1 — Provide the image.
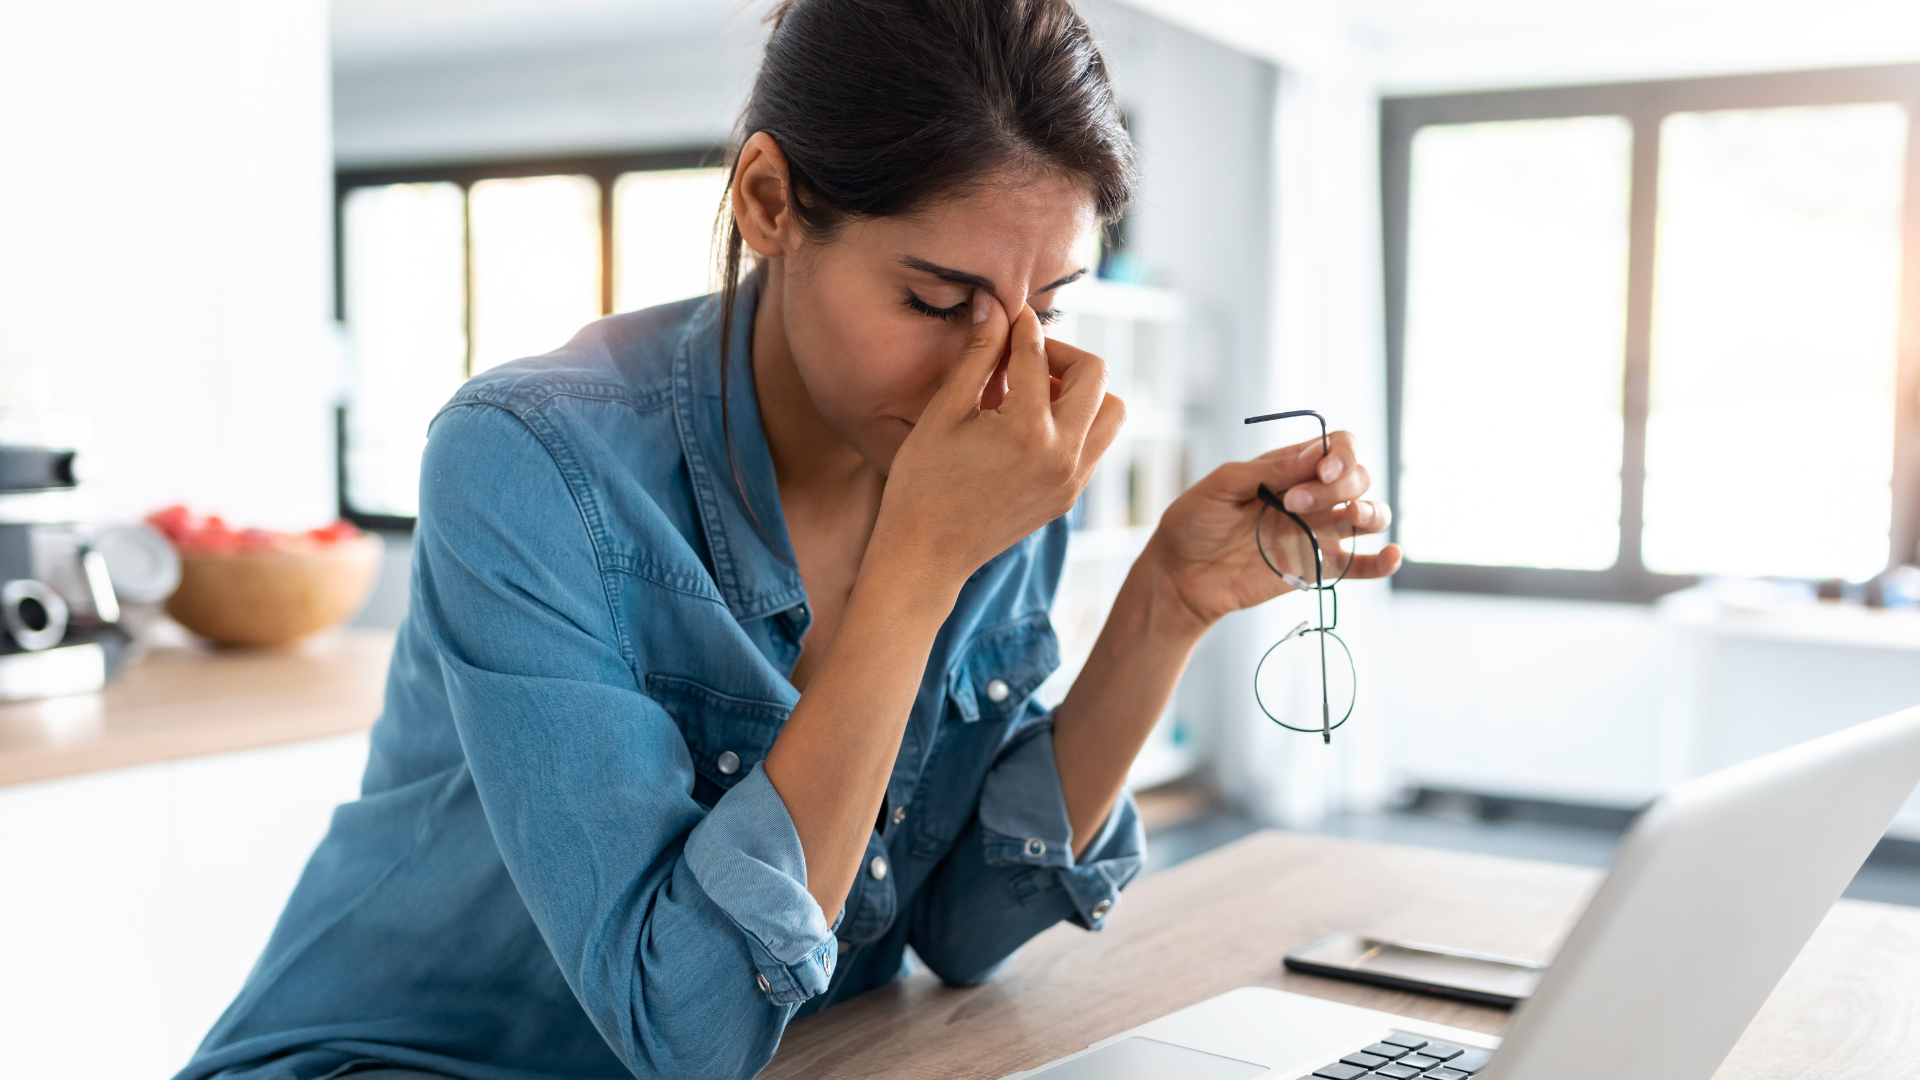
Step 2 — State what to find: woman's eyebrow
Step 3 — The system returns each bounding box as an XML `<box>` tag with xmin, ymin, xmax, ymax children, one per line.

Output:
<box><xmin>898</xmin><ymin>256</ymin><xmax>1086</xmax><ymax>296</ymax></box>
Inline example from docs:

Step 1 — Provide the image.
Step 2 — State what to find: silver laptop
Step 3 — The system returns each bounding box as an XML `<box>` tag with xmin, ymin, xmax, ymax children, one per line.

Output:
<box><xmin>1007</xmin><ymin>705</ymin><xmax>1920</xmax><ymax>1080</ymax></box>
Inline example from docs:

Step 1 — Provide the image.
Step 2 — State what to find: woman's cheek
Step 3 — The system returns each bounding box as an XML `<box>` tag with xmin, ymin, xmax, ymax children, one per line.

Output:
<box><xmin>847</xmin><ymin>323</ymin><xmax>956</xmax><ymax>411</ymax></box>
<box><xmin>901</xmin><ymin>337</ymin><xmax>972</xmax><ymax>417</ymax></box>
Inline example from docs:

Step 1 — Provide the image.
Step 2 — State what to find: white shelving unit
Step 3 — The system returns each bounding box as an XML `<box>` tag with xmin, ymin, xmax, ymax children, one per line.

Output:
<box><xmin>1034</xmin><ymin>278</ymin><xmax>1198</xmax><ymax>790</ymax></box>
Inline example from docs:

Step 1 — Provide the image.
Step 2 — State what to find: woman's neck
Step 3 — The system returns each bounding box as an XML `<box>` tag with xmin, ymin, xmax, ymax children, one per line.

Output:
<box><xmin>750</xmin><ymin>259</ymin><xmax>886</xmax><ymax>688</ymax></box>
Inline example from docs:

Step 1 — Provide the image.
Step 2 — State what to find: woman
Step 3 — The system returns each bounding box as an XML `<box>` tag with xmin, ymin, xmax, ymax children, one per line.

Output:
<box><xmin>180</xmin><ymin>1</ymin><xmax>1398</xmax><ymax>1078</ymax></box>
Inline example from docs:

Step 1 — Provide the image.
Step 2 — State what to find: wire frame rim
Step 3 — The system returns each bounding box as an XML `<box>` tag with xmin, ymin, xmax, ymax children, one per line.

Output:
<box><xmin>1253</xmin><ymin>627</ymin><xmax>1357</xmax><ymax>735</ymax></box>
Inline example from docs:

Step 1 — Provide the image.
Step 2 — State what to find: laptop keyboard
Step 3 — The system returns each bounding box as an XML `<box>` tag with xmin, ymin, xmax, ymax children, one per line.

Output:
<box><xmin>1294</xmin><ymin>1031</ymin><xmax>1494</xmax><ymax>1080</ymax></box>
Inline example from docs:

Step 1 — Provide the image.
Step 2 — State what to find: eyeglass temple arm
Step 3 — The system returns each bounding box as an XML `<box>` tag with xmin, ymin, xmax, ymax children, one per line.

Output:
<box><xmin>1243</xmin><ymin>409</ymin><xmax>1329</xmax><ymax>458</ymax></box>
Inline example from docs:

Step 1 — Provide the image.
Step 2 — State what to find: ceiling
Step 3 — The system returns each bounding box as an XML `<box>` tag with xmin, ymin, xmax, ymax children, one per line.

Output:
<box><xmin>330</xmin><ymin>0</ymin><xmax>740</xmax><ymax>66</ymax></box>
<box><xmin>330</xmin><ymin>0</ymin><xmax>1920</xmax><ymax>90</ymax></box>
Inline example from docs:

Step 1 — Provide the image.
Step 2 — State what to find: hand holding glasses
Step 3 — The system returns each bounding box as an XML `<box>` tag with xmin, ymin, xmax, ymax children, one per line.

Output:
<box><xmin>1244</xmin><ymin>409</ymin><xmax>1358</xmax><ymax>745</ymax></box>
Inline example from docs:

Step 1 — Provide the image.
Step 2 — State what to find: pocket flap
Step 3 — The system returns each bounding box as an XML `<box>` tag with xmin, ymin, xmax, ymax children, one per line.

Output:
<box><xmin>945</xmin><ymin>613</ymin><xmax>1060</xmax><ymax>723</ymax></box>
<box><xmin>644</xmin><ymin>674</ymin><xmax>793</xmax><ymax>790</ymax></box>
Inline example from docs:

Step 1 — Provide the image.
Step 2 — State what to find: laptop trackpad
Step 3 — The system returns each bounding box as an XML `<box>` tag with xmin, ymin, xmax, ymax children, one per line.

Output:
<box><xmin>1027</xmin><ymin>1036</ymin><xmax>1268</xmax><ymax>1079</ymax></box>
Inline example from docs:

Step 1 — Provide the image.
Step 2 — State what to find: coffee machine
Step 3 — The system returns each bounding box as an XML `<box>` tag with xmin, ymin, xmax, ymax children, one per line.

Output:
<box><xmin>0</xmin><ymin>412</ymin><xmax>131</xmax><ymax>700</ymax></box>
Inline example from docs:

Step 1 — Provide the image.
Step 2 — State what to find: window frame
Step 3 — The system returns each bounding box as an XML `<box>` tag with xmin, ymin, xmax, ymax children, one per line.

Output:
<box><xmin>332</xmin><ymin>147</ymin><xmax>726</xmax><ymax>529</ymax></box>
<box><xmin>1382</xmin><ymin>64</ymin><xmax>1920</xmax><ymax>602</ymax></box>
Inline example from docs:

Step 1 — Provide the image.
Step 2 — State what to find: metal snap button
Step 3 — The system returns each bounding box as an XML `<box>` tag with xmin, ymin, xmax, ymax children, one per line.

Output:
<box><xmin>756</xmin><ymin>972</ymin><xmax>771</xmax><ymax>993</ymax></box>
<box><xmin>716</xmin><ymin>750</ymin><xmax>740</xmax><ymax>775</ymax></box>
<box><xmin>1091</xmin><ymin>899</ymin><xmax>1112</xmax><ymax>920</ymax></box>
<box><xmin>1024</xmin><ymin>837</ymin><xmax>1046</xmax><ymax>858</ymax></box>
<box><xmin>869</xmin><ymin>855</ymin><xmax>889</xmax><ymax>880</ymax></box>
<box><xmin>891</xmin><ymin>805</ymin><xmax>907</xmax><ymax>825</ymax></box>
<box><xmin>985</xmin><ymin>678</ymin><xmax>1011</xmax><ymax>703</ymax></box>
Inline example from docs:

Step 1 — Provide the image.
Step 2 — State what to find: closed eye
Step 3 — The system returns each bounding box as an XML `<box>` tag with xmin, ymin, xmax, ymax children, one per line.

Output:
<box><xmin>904</xmin><ymin>291</ymin><xmax>969</xmax><ymax>321</ymax></box>
<box><xmin>905</xmin><ymin>291</ymin><xmax>1065</xmax><ymax>326</ymax></box>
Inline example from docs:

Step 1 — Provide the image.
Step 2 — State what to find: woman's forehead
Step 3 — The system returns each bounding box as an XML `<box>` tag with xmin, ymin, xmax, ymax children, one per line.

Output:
<box><xmin>853</xmin><ymin>175</ymin><xmax>1097</xmax><ymax>287</ymax></box>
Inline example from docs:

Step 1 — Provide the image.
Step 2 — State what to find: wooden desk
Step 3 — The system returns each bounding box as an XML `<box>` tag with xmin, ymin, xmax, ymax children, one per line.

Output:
<box><xmin>765</xmin><ymin>831</ymin><xmax>1920</xmax><ymax>1079</ymax></box>
<box><xmin>0</xmin><ymin>628</ymin><xmax>393</xmax><ymax>787</ymax></box>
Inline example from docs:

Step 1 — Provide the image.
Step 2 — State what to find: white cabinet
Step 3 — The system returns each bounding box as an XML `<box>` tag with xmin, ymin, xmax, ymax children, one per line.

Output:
<box><xmin>0</xmin><ymin>735</ymin><xmax>368</xmax><ymax>1080</ymax></box>
<box><xmin>1662</xmin><ymin>602</ymin><xmax>1920</xmax><ymax>838</ymax></box>
<box><xmin>1385</xmin><ymin>591</ymin><xmax>1920</xmax><ymax>839</ymax></box>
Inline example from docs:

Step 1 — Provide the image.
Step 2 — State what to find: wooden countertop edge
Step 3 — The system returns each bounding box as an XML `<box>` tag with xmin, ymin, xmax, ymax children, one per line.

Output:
<box><xmin>0</xmin><ymin>628</ymin><xmax>394</xmax><ymax>789</ymax></box>
<box><xmin>0</xmin><ymin>703</ymin><xmax>379</xmax><ymax>788</ymax></box>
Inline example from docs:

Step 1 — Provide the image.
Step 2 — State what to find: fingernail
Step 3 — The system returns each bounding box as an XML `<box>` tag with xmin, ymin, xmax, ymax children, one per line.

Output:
<box><xmin>972</xmin><ymin>290</ymin><xmax>990</xmax><ymax>324</ymax></box>
<box><xmin>1319</xmin><ymin>456</ymin><xmax>1343</xmax><ymax>483</ymax></box>
<box><xmin>1285</xmin><ymin>489</ymin><xmax>1313</xmax><ymax>513</ymax></box>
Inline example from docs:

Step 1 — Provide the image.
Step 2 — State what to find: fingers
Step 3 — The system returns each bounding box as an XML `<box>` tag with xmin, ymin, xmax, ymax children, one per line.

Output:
<box><xmin>1248</xmin><ymin>431</ymin><xmax>1362</xmax><ymax>508</ymax></box>
<box><xmin>1001</xmin><ymin>304</ymin><xmax>1051</xmax><ymax>419</ymax></box>
<box><xmin>1212</xmin><ymin>452</ymin><xmax>1370</xmax><ymax>514</ymax></box>
<box><xmin>930</xmin><ymin>289</ymin><xmax>1010</xmax><ymax>418</ymax></box>
<box><xmin>1320</xmin><ymin>543</ymin><xmax>1403</xmax><ymax>581</ymax></box>
<box><xmin>1044</xmin><ymin>334</ymin><xmax>1109</xmax><ymax>437</ymax></box>
<box><xmin>1080</xmin><ymin>391</ymin><xmax>1127</xmax><ymax>474</ymax></box>
<box><xmin>1280</xmin><ymin>465</ymin><xmax>1370</xmax><ymax>515</ymax></box>
<box><xmin>1301</xmin><ymin>498</ymin><xmax>1392</xmax><ymax>536</ymax></box>
<box><xmin>1202</xmin><ymin>440</ymin><xmax>1385</xmax><ymax>526</ymax></box>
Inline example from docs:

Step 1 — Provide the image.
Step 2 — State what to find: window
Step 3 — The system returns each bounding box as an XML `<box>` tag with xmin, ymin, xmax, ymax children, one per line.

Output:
<box><xmin>335</xmin><ymin>150</ymin><xmax>726</xmax><ymax>524</ymax></box>
<box><xmin>1383</xmin><ymin>67</ymin><xmax>1920</xmax><ymax>601</ymax></box>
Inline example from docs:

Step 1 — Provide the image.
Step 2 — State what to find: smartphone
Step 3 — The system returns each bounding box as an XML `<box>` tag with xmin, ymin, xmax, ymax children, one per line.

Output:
<box><xmin>1283</xmin><ymin>932</ymin><xmax>1546</xmax><ymax>1008</ymax></box>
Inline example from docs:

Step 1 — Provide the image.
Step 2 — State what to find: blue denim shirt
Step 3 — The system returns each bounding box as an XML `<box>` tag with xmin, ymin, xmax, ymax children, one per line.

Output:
<box><xmin>177</xmin><ymin>277</ymin><xmax>1144</xmax><ymax>1080</ymax></box>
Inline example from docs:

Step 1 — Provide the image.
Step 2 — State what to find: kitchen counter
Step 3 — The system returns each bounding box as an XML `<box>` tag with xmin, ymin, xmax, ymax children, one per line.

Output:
<box><xmin>0</xmin><ymin>628</ymin><xmax>393</xmax><ymax>788</ymax></box>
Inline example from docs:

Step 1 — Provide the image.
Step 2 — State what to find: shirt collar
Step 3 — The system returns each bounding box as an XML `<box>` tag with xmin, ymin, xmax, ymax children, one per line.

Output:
<box><xmin>672</xmin><ymin>271</ymin><xmax>810</xmax><ymax>624</ymax></box>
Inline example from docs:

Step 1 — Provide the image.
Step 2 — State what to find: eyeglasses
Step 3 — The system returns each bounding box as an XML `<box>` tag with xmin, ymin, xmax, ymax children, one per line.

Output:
<box><xmin>1244</xmin><ymin>409</ymin><xmax>1357</xmax><ymax>745</ymax></box>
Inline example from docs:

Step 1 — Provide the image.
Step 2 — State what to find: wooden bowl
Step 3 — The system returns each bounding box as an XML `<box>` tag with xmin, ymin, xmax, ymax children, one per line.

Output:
<box><xmin>165</xmin><ymin>535</ymin><xmax>383</xmax><ymax>647</ymax></box>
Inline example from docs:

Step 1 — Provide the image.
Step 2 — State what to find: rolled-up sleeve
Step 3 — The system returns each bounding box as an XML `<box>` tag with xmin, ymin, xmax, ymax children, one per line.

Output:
<box><xmin>418</xmin><ymin>402</ymin><xmax>831</xmax><ymax>1079</ymax></box>
<box><xmin>909</xmin><ymin>715</ymin><xmax>1145</xmax><ymax>985</ymax></box>
<box><xmin>683</xmin><ymin>763</ymin><xmax>840</xmax><ymax>1004</ymax></box>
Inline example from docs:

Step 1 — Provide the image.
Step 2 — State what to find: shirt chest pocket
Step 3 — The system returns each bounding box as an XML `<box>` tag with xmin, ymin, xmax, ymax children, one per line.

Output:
<box><xmin>905</xmin><ymin>613</ymin><xmax>1062</xmax><ymax>860</ymax></box>
<box><xmin>644</xmin><ymin>674</ymin><xmax>793</xmax><ymax>798</ymax></box>
<box><xmin>944</xmin><ymin>612</ymin><xmax>1061</xmax><ymax>724</ymax></box>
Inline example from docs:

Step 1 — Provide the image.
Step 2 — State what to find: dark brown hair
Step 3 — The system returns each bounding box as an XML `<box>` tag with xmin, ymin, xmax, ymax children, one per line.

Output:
<box><xmin>713</xmin><ymin>0</ymin><xmax>1136</xmax><ymax>506</ymax></box>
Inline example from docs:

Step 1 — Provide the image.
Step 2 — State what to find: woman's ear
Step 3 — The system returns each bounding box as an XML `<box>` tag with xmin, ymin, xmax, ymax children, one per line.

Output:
<box><xmin>733</xmin><ymin>132</ymin><xmax>794</xmax><ymax>259</ymax></box>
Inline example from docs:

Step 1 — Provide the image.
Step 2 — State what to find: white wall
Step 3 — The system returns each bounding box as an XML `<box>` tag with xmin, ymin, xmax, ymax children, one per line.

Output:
<box><xmin>0</xmin><ymin>0</ymin><xmax>338</xmax><ymax>530</ymax></box>
<box><xmin>334</xmin><ymin>27</ymin><xmax>757</xmax><ymax>167</ymax></box>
